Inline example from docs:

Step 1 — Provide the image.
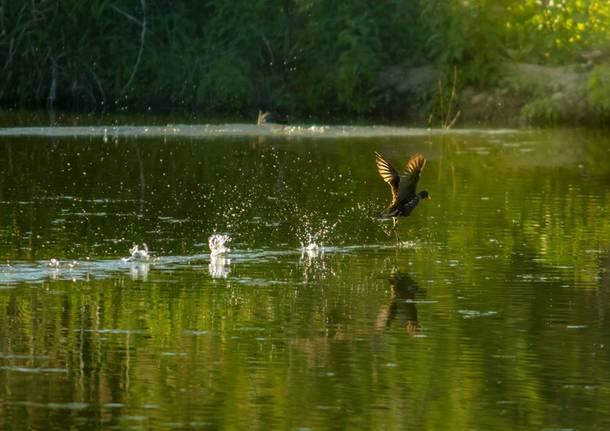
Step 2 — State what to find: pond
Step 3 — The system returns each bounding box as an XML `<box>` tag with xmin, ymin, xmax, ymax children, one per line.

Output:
<box><xmin>1</xmin><ymin>123</ymin><xmax>610</xmax><ymax>430</ymax></box>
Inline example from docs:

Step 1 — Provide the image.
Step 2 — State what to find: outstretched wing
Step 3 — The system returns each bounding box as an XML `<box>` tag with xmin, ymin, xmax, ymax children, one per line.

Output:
<box><xmin>397</xmin><ymin>154</ymin><xmax>426</xmax><ymax>202</ymax></box>
<box><xmin>375</xmin><ymin>152</ymin><xmax>399</xmax><ymax>204</ymax></box>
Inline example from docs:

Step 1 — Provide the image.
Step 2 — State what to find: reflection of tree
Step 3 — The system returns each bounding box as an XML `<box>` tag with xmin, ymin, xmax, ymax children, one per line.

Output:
<box><xmin>592</xmin><ymin>253</ymin><xmax>610</xmax><ymax>325</ymax></box>
<box><xmin>375</xmin><ymin>270</ymin><xmax>421</xmax><ymax>334</ymax></box>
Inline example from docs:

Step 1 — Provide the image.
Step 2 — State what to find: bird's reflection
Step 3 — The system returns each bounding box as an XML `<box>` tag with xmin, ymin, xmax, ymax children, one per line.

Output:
<box><xmin>376</xmin><ymin>270</ymin><xmax>422</xmax><ymax>334</ymax></box>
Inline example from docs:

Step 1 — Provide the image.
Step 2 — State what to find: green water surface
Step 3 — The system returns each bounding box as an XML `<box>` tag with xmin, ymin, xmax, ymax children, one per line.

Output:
<box><xmin>1</xmin><ymin>126</ymin><xmax>610</xmax><ymax>430</ymax></box>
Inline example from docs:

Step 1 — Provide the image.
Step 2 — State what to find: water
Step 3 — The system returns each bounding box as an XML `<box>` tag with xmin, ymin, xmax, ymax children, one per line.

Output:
<box><xmin>1</xmin><ymin>124</ymin><xmax>610</xmax><ymax>430</ymax></box>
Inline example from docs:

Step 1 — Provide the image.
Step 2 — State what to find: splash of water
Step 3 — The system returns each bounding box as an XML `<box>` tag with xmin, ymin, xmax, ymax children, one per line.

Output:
<box><xmin>301</xmin><ymin>237</ymin><xmax>322</xmax><ymax>259</ymax></box>
<box><xmin>208</xmin><ymin>233</ymin><xmax>231</xmax><ymax>278</ymax></box>
<box><xmin>208</xmin><ymin>234</ymin><xmax>231</xmax><ymax>257</ymax></box>
<box><xmin>297</xmin><ymin>218</ymin><xmax>337</xmax><ymax>254</ymax></box>
<box><xmin>398</xmin><ymin>240</ymin><xmax>419</xmax><ymax>249</ymax></box>
<box><xmin>48</xmin><ymin>258</ymin><xmax>79</xmax><ymax>269</ymax></box>
<box><xmin>297</xmin><ymin>220</ymin><xmax>339</xmax><ymax>282</ymax></box>
<box><xmin>122</xmin><ymin>243</ymin><xmax>151</xmax><ymax>262</ymax></box>
<box><xmin>305</xmin><ymin>241</ymin><xmax>320</xmax><ymax>253</ymax></box>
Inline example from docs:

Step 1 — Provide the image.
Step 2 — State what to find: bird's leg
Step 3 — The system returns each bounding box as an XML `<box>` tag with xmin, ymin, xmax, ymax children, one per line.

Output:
<box><xmin>392</xmin><ymin>217</ymin><xmax>400</xmax><ymax>243</ymax></box>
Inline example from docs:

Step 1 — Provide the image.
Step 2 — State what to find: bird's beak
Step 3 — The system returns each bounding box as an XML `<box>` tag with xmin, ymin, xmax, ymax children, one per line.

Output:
<box><xmin>427</xmin><ymin>195</ymin><xmax>432</xmax><ymax>200</ymax></box>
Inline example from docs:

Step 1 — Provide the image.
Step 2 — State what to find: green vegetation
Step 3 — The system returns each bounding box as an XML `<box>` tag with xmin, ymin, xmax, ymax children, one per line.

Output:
<box><xmin>588</xmin><ymin>64</ymin><xmax>610</xmax><ymax>116</ymax></box>
<box><xmin>0</xmin><ymin>0</ymin><xmax>609</xmax><ymax>122</ymax></box>
<box><xmin>520</xmin><ymin>97</ymin><xmax>560</xmax><ymax>125</ymax></box>
<box><xmin>507</xmin><ymin>0</ymin><xmax>610</xmax><ymax>63</ymax></box>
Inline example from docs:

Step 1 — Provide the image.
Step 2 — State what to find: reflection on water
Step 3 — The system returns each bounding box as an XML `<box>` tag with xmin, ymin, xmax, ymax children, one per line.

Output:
<box><xmin>1</xmin><ymin>127</ymin><xmax>610</xmax><ymax>429</ymax></box>
<box><xmin>208</xmin><ymin>255</ymin><xmax>231</xmax><ymax>279</ymax></box>
<box><xmin>129</xmin><ymin>262</ymin><xmax>151</xmax><ymax>281</ymax></box>
<box><xmin>376</xmin><ymin>270</ymin><xmax>422</xmax><ymax>335</ymax></box>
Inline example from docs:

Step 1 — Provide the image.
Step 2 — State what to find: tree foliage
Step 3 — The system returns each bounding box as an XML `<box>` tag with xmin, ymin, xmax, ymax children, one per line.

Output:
<box><xmin>0</xmin><ymin>0</ymin><xmax>608</xmax><ymax>119</ymax></box>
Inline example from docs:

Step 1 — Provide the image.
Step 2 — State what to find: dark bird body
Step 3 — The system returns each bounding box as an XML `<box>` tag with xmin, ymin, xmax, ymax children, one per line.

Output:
<box><xmin>375</xmin><ymin>152</ymin><xmax>429</xmax><ymax>232</ymax></box>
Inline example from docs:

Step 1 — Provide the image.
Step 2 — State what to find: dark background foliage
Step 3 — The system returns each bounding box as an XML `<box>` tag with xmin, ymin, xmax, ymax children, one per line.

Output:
<box><xmin>0</xmin><ymin>0</ymin><xmax>608</xmax><ymax>121</ymax></box>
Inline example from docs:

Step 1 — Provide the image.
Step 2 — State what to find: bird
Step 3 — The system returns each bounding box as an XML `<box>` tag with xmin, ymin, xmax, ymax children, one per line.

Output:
<box><xmin>375</xmin><ymin>151</ymin><xmax>430</xmax><ymax>238</ymax></box>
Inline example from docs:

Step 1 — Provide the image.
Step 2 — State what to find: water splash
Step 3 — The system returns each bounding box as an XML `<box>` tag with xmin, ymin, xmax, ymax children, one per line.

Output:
<box><xmin>397</xmin><ymin>240</ymin><xmax>419</xmax><ymax>249</ymax></box>
<box><xmin>302</xmin><ymin>241</ymin><xmax>321</xmax><ymax>259</ymax></box>
<box><xmin>297</xmin><ymin>218</ymin><xmax>336</xmax><ymax>253</ymax></box>
<box><xmin>208</xmin><ymin>234</ymin><xmax>231</xmax><ymax>257</ymax></box>
<box><xmin>122</xmin><ymin>243</ymin><xmax>152</xmax><ymax>262</ymax></box>
<box><xmin>48</xmin><ymin>258</ymin><xmax>79</xmax><ymax>269</ymax></box>
<box><xmin>299</xmin><ymin>246</ymin><xmax>335</xmax><ymax>282</ymax></box>
<box><xmin>458</xmin><ymin>310</ymin><xmax>498</xmax><ymax>319</ymax></box>
<box><xmin>297</xmin><ymin>220</ymin><xmax>341</xmax><ymax>281</ymax></box>
<box><xmin>208</xmin><ymin>234</ymin><xmax>231</xmax><ymax>278</ymax></box>
<box><xmin>0</xmin><ymin>244</ymin><xmax>406</xmax><ymax>285</ymax></box>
